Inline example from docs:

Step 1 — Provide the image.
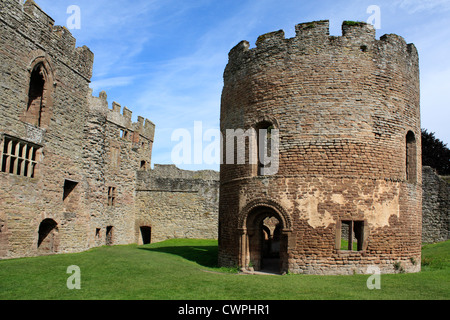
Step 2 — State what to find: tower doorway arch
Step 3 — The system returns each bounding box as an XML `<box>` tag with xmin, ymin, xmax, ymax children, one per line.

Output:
<box><xmin>239</xmin><ymin>201</ymin><xmax>291</xmax><ymax>274</ymax></box>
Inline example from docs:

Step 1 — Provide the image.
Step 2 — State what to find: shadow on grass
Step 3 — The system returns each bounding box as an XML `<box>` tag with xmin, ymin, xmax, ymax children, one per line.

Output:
<box><xmin>138</xmin><ymin>245</ymin><xmax>219</xmax><ymax>268</ymax></box>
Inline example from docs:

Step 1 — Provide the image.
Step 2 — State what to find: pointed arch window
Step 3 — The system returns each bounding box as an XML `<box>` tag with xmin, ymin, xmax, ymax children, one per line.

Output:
<box><xmin>22</xmin><ymin>60</ymin><xmax>53</xmax><ymax>128</ymax></box>
<box><xmin>26</xmin><ymin>64</ymin><xmax>47</xmax><ymax>127</ymax></box>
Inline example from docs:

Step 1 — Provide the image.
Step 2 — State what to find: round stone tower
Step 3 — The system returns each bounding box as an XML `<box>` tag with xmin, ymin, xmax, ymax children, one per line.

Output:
<box><xmin>218</xmin><ymin>20</ymin><xmax>421</xmax><ymax>275</ymax></box>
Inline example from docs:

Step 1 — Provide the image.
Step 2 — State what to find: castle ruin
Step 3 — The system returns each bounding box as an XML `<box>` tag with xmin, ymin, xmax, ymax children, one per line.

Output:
<box><xmin>0</xmin><ymin>0</ymin><xmax>218</xmax><ymax>259</ymax></box>
<box><xmin>0</xmin><ymin>1</ymin><xmax>447</xmax><ymax>275</ymax></box>
<box><xmin>218</xmin><ymin>20</ymin><xmax>422</xmax><ymax>275</ymax></box>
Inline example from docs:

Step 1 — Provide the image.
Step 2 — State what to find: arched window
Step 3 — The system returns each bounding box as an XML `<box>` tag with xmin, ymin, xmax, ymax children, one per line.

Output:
<box><xmin>22</xmin><ymin>61</ymin><xmax>53</xmax><ymax>128</ymax></box>
<box><xmin>26</xmin><ymin>64</ymin><xmax>47</xmax><ymax>127</ymax></box>
<box><xmin>406</xmin><ymin>131</ymin><xmax>417</xmax><ymax>183</ymax></box>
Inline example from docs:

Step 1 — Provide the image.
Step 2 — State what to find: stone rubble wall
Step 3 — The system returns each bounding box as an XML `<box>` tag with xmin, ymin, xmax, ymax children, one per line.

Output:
<box><xmin>136</xmin><ymin>165</ymin><xmax>219</xmax><ymax>243</ymax></box>
<box><xmin>422</xmin><ymin>166</ymin><xmax>450</xmax><ymax>243</ymax></box>
<box><xmin>0</xmin><ymin>0</ymin><xmax>155</xmax><ymax>258</ymax></box>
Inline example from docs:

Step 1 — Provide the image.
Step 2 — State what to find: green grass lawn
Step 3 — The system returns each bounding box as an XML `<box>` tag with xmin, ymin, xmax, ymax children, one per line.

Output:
<box><xmin>0</xmin><ymin>239</ymin><xmax>448</xmax><ymax>300</ymax></box>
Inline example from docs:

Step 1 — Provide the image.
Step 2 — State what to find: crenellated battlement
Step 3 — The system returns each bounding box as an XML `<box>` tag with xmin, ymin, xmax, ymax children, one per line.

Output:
<box><xmin>89</xmin><ymin>90</ymin><xmax>155</xmax><ymax>142</ymax></box>
<box><xmin>228</xmin><ymin>20</ymin><xmax>417</xmax><ymax>64</ymax></box>
<box><xmin>0</xmin><ymin>0</ymin><xmax>94</xmax><ymax>80</ymax></box>
<box><xmin>222</xmin><ymin>20</ymin><xmax>421</xmax><ymax>182</ymax></box>
<box><xmin>23</xmin><ymin>0</ymin><xmax>55</xmax><ymax>29</ymax></box>
<box><xmin>293</xmin><ymin>19</ymin><xmax>332</xmax><ymax>41</ymax></box>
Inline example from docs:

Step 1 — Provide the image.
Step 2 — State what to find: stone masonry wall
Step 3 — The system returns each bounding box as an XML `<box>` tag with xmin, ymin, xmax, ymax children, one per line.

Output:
<box><xmin>2</xmin><ymin>1</ymin><xmax>441</xmax><ymax>267</ymax></box>
<box><xmin>0</xmin><ymin>0</ymin><xmax>155</xmax><ymax>258</ymax></box>
<box><xmin>85</xmin><ymin>91</ymin><xmax>155</xmax><ymax>248</ymax></box>
<box><xmin>422</xmin><ymin>166</ymin><xmax>450</xmax><ymax>243</ymax></box>
<box><xmin>0</xmin><ymin>0</ymin><xmax>94</xmax><ymax>258</ymax></box>
<box><xmin>136</xmin><ymin>165</ymin><xmax>219</xmax><ymax>243</ymax></box>
<box><xmin>219</xmin><ymin>20</ymin><xmax>422</xmax><ymax>274</ymax></box>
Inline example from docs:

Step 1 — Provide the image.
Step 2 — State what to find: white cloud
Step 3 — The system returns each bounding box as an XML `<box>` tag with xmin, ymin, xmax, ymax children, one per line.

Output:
<box><xmin>394</xmin><ymin>0</ymin><xmax>450</xmax><ymax>13</ymax></box>
<box><xmin>90</xmin><ymin>76</ymin><xmax>135</xmax><ymax>92</ymax></box>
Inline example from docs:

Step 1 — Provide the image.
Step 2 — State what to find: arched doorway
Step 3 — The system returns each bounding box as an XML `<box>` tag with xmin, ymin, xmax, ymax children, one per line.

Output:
<box><xmin>140</xmin><ymin>226</ymin><xmax>151</xmax><ymax>245</ymax></box>
<box><xmin>106</xmin><ymin>226</ymin><xmax>114</xmax><ymax>246</ymax></box>
<box><xmin>241</xmin><ymin>203</ymin><xmax>290</xmax><ymax>274</ymax></box>
<box><xmin>37</xmin><ymin>219</ymin><xmax>58</xmax><ymax>253</ymax></box>
<box><xmin>261</xmin><ymin>216</ymin><xmax>281</xmax><ymax>272</ymax></box>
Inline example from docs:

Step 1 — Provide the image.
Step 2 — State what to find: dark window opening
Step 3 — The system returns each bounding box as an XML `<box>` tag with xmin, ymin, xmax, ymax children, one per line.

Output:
<box><xmin>120</xmin><ymin>129</ymin><xmax>128</xmax><ymax>139</ymax></box>
<box><xmin>406</xmin><ymin>131</ymin><xmax>417</xmax><ymax>183</ymax></box>
<box><xmin>63</xmin><ymin>179</ymin><xmax>78</xmax><ymax>201</ymax></box>
<box><xmin>256</xmin><ymin>121</ymin><xmax>274</xmax><ymax>176</ymax></box>
<box><xmin>95</xmin><ymin>228</ymin><xmax>101</xmax><ymax>238</ymax></box>
<box><xmin>140</xmin><ymin>160</ymin><xmax>147</xmax><ymax>170</ymax></box>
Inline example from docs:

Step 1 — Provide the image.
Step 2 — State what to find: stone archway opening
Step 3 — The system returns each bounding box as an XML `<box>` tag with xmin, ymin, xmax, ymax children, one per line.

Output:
<box><xmin>261</xmin><ymin>216</ymin><xmax>281</xmax><ymax>272</ymax></box>
<box><xmin>106</xmin><ymin>226</ymin><xmax>114</xmax><ymax>246</ymax></box>
<box><xmin>37</xmin><ymin>218</ymin><xmax>58</xmax><ymax>254</ymax></box>
<box><xmin>243</xmin><ymin>206</ymin><xmax>288</xmax><ymax>274</ymax></box>
<box><xmin>140</xmin><ymin>226</ymin><xmax>151</xmax><ymax>245</ymax></box>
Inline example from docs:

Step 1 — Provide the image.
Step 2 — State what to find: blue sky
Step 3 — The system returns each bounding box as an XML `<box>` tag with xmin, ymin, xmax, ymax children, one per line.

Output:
<box><xmin>33</xmin><ymin>0</ymin><xmax>450</xmax><ymax>171</ymax></box>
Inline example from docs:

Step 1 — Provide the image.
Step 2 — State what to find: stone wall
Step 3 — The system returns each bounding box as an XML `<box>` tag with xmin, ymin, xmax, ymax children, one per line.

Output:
<box><xmin>85</xmin><ymin>91</ymin><xmax>155</xmax><ymax>248</ymax></box>
<box><xmin>2</xmin><ymin>1</ymin><xmax>444</xmax><ymax>266</ymax></box>
<box><xmin>136</xmin><ymin>165</ymin><xmax>219</xmax><ymax>243</ymax></box>
<box><xmin>0</xmin><ymin>0</ymin><xmax>94</xmax><ymax>258</ymax></box>
<box><xmin>0</xmin><ymin>0</ymin><xmax>155</xmax><ymax>258</ymax></box>
<box><xmin>422</xmin><ymin>166</ymin><xmax>450</xmax><ymax>243</ymax></box>
<box><xmin>0</xmin><ymin>0</ymin><xmax>215</xmax><ymax>259</ymax></box>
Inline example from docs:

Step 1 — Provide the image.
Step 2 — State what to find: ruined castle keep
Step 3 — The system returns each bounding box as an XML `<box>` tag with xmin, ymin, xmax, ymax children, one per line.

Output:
<box><xmin>0</xmin><ymin>0</ymin><xmax>218</xmax><ymax>259</ymax></box>
<box><xmin>218</xmin><ymin>20</ymin><xmax>422</xmax><ymax>274</ymax></box>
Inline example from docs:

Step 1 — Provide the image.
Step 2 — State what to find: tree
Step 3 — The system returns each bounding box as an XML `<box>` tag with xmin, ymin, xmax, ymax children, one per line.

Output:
<box><xmin>421</xmin><ymin>128</ymin><xmax>450</xmax><ymax>175</ymax></box>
